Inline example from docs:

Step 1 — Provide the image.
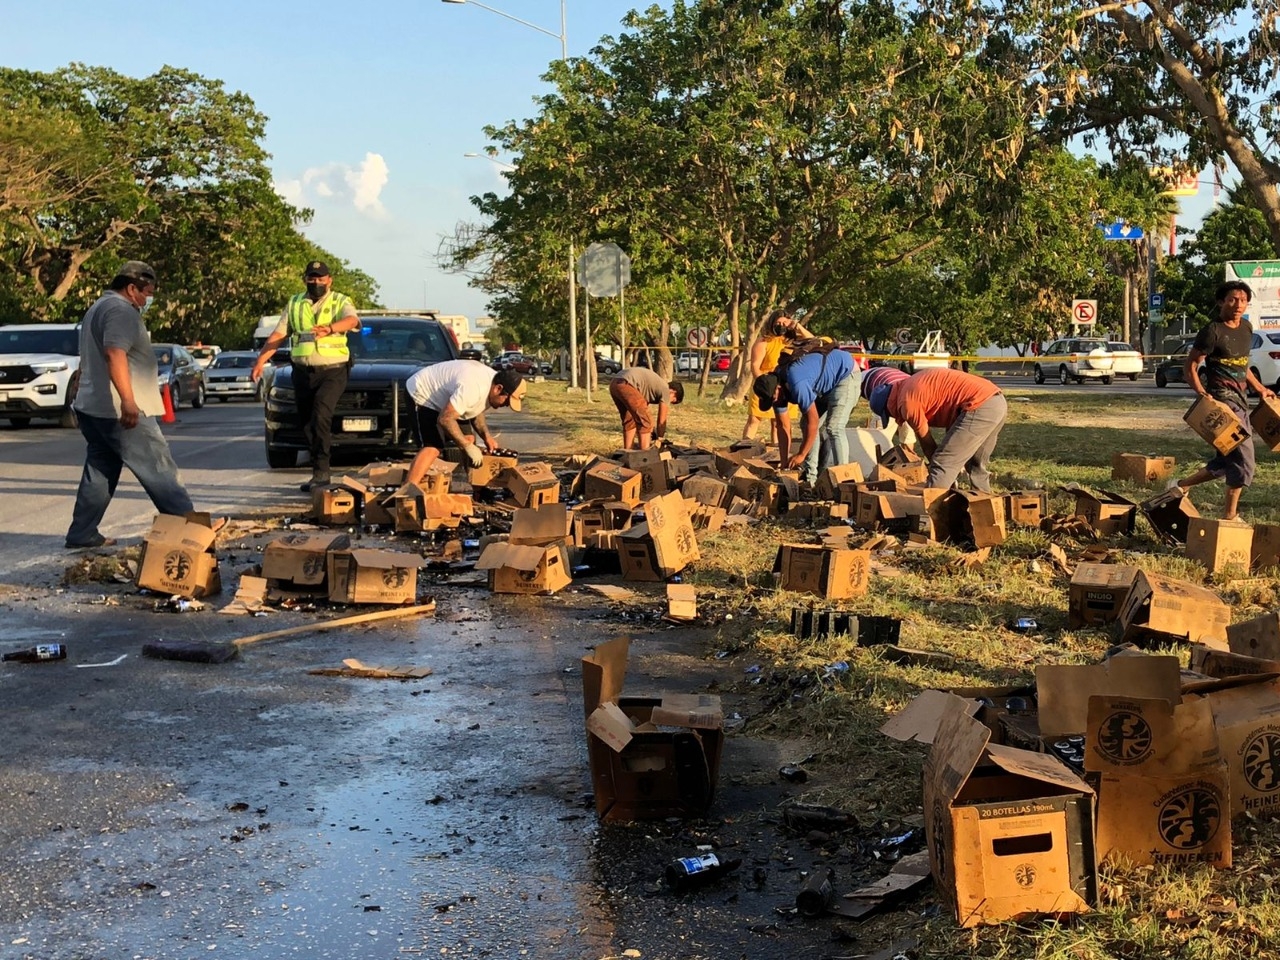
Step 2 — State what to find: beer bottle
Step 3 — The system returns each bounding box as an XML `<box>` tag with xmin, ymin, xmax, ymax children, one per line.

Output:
<box><xmin>3</xmin><ymin>644</ymin><xmax>67</xmax><ymax>663</ymax></box>
<box><xmin>664</xmin><ymin>852</ymin><xmax>741</xmax><ymax>891</ymax></box>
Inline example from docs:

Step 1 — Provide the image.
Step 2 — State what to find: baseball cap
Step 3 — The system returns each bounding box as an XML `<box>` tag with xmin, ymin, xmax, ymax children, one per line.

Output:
<box><xmin>115</xmin><ymin>261</ymin><xmax>156</xmax><ymax>285</ymax></box>
<box><xmin>493</xmin><ymin>370</ymin><xmax>526</xmax><ymax>411</ymax></box>
<box><xmin>303</xmin><ymin>260</ymin><xmax>331</xmax><ymax>279</ymax></box>
<box><xmin>868</xmin><ymin>383</ymin><xmax>894</xmax><ymax>427</ymax></box>
<box><xmin>752</xmin><ymin>373</ymin><xmax>780</xmax><ymax>413</ymax></box>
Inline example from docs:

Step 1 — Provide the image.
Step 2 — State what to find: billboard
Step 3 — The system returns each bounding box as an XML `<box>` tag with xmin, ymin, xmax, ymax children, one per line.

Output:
<box><xmin>1226</xmin><ymin>261</ymin><xmax>1280</xmax><ymax>325</ymax></box>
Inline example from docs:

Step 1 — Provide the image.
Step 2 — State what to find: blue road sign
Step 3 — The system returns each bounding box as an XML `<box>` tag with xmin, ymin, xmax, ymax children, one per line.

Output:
<box><xmin>1101</xmin><ymin>221</ymin><xmax>1144</xmax><ymax>240</ymax></box>
<box><xmin>1150</xmin><ymin>293</ymin><xmax>1165</xmax><ymax>309</ymax></box>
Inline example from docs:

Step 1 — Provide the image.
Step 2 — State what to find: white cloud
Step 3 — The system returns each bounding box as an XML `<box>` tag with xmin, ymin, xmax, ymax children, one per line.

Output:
<box><xmin>273</xmin><ymin>152</ymin><xmax>389</xmax><ymax>219</ymax></box>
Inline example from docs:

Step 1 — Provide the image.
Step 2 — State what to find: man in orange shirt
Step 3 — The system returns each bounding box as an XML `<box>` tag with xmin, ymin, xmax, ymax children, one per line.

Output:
<box><xmin>867</xmin><ymin>367</ymin><xmax>1006</xmax><ymax>492</ymax></box>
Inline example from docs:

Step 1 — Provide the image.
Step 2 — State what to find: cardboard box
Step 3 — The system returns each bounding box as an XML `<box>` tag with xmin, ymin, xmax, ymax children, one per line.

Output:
<box><xmin>1141</xmin><ymin>487</ymin><xmax>1199</xmax><ymax>545</ymax></box>
<box><xmin>618</xmin><ymin>449</ymin><xmax>671</xmax><ymax>499</ymax></box>
<box><xmin>391</xmin><ymin>486</ymin><xmax>473</xmax><ymax>533</ymax></box>
<box><xmin>712</xmin><ymin>443</ymin><xmax>764</xmax><ymax>479</ymax></box>
<box><xmin>570</xmin><ymin>500</ymin><xmax>633</xmax><ymax>546</ymax></box>
<box><xmin>1118</xmin><ymin>571</ymin><xmax>1229</xmax><ymax>648</ymax></box>
<box><xmin>688</xmin><ymin>503</ymin><xmax>727</xmax><ymax>533</ymax></box>
<box><xmin>854</xmin><ymin>486</ymin><xmax>926</xmax><ymax>533</ymax></box>
<box><xmin>581</xmin><ymin>637</ymin><xmax>724</xmax><ymax>822</ymax></box>
<box><xmin>1250</xmin><ymin>395</ymin><xmax>1280</xmax><ymax>451</ymax></box>
<box><xmin>1191</xmin><ymin>676</ymin><xmax>1280</xmax><ymax>816</ymax></box>
<box><xmin>509</xmin><ymin>503</ymin><xmax>573</xmax><ymax>547</ymax></box>
<box><xmin>1227</xmin><ymin>611</ymin><xmax>1280</xmax><ymax>660</ymax></box>
<box><xmin>815</xmin><ymin>463</ymin><xmax>865</xmax><ymax>500</ymax></box>
<box><xmin>1111</xmin><ymin>453</ymin><xmax>1177</xmax><ymax>485</ymax></box>
<box><xmin>951</xmin><ymin>491</ymin><xmax>1006</xmax><ymax>548</ymax></box>
<box><xmin>730</xmin><ymin>470</ymin><xmax>798</xmax><ymax>515</ymax></box>
<box><xmin>312</xmin><ymin>484</ymin><xmax>358</xmax><ymax>525</ymax></box>
<box><xmin>1067</xmin><ymin>564</ymin><xmax>1140</xmax><ymax>629</ymax></box>
<box><xmin>615</xmin><ymin>490</ymin><xmax>700</xmax><ymax>581</ymax></box>
<box><xmin>773</xmin><ymin>544</ymin><xmax>871</xmax><ymax>600</ymax></box>
<box><xmin>261</xmin><ymin>531</ymin><xmax>351</xmax><ymax>590</ymax></box>
<box><xmin>1253</xmin><ymin>524</ymin><xmax>1280</xmax><ymax>570</ymax></box>
<box><xmin>922</xmin><ymin>694</ymin><xmax>1096</xmax><ymax>928</ymax></box>
<box><xmin>1190</xmin><ymin>643</ymin><xmax>1280</xmax><ymax>680</ymax></box>
<box><xmin>583</xmin><ymin>461</ymin><xmax>643</xmax><ymax>505</ymax></box>
<box><xmin>667</xmin><ymin>583</ymin><xmax>697</xmax><ymax>620</ymax></box>
<box><xmin>136</xmin><ymin>513</ymin><xmax>223</xmax><ymax>599</ymax></box>
<box><xmin>679</xmin><ymin>473</ymin><xmax>729</xmax><ymax>509</ymax></box>
<box><xmin>476</xmin><ymin>542</ymin><xmax>571</xmax><ymax>595</ymax></box>
<box><xmin>354</xmin><ymin>461</ymin><xmax>409</xmax><ymax>486</ymax></box>
<box><xmin>867</xmin><ymin>464</ymin><xmax>911</xmax><ymax>490</ymax></box>
<box><xmin>326</xmin><ymin>548</ymin><xmax>424</xmax><ymax>605</ymax></box>
<box><xmin>1085</xmin><ymin>693</ymin><xmax>1231</xmax><ymax>868</ymax></box>
<box><xmin>1004</xmin><ymin>491</ymin><xmax>1047</xmax><ymax>528</ymax></box>
<box><xmin>498</xmin><ymin>462</ymin><xmax>561</xmax><ymax>508</ymax></box>
<box><xmin>329</xmin><ymin>476</ymin><xmax>395</xmax><ymax>526</ymax></box>
<box><xmin>878</xmin><ymin>445</ymin><xmax>929</xmax><ymax>485</ymax></box>
<box><xmin>1185</xmin><ymin>517</ymin><xmax>1253</xmax><ymax>575</ymax></box>
<box><xmin>1184</xmin><ymin>395</ymin><xmax>1249</xmax><ymax>454</ymax></box>
<box><xmin>1070</xmin><ymin>488</ymin><xmax>1136</xmax><ymax>537</ymax></box>
<box><xmin>444</xmin><ymin>449</ymin><xmax>517</xmax><ymax>487</ymax></box>
<box><xmin>786</xmin><ymin>500</ymin><xmax>849</xmax><ymax>523</ymax></box>
<box><xmin>1036</xmin><ymin>652</ymin><xmax>1182</xmax><ymax>738</ymax></box>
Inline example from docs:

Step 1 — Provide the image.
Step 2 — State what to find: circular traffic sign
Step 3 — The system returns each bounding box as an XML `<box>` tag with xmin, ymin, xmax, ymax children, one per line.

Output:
<box><xmin>1072</xmin><ymin>300</ymin><xmax>1097</xmax><ymax>324</ymax></box>
<box><xmin>895</xmin><ymin>327</ymin><xmax>913</xmax><ymax>345</ymax></box>
<box><xmin>686</xmin><ymin>327</ymin><xmax>709</xmax><ymax>348</ymax></box>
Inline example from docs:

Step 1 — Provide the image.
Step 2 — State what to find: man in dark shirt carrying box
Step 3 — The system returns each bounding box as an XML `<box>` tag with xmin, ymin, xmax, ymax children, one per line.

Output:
<box><xmin>1171</xmin><ymin>280</ymin><xmax>1276</xmax><ymax>520</ymax></box>
<box><xmin>608</xmin><ymin>367</ymin><xmax>684</xmax><ymax>450</ymax></box>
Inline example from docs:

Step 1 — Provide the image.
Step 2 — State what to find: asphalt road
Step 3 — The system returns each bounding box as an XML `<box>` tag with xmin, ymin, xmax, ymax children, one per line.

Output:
<box><xmin>0</xmin><ymin>403</ymin><xmax>868</xmax><ymax>960</ymax></box>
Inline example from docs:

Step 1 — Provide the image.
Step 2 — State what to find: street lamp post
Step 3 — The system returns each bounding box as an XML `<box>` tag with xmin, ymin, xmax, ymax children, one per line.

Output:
<box><xmin>443</xmin><ymin>0</ymin><xmax>579</xmax><ymax>389</ymax></box>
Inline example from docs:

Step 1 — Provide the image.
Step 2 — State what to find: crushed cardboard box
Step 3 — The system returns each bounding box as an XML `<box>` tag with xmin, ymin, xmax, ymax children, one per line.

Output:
<box><xmin>1068</xmin><ymin>486</ymin><xmax>1136</xmax><ymax>537</ymax></box>
<box><xmin>581</xmin><ymin>637</ymin><xmax>724</xmax><ymax>822</ymax></box>
<box><xmin>1118</xmin><ymin>570</ymin><xmax>1229</xmax><ymax>649</ymax></box>
<box><xmin>1141</xmin><ymin>487</ymin><xmax>1199</xmax><ymax>545</ymax></box>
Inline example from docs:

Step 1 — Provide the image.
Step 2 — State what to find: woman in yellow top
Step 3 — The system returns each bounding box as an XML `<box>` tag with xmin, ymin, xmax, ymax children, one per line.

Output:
<box><xmin>742</xmin><ymin>309</ymin><xmax>811</xmax><ymax>441</ymax></box>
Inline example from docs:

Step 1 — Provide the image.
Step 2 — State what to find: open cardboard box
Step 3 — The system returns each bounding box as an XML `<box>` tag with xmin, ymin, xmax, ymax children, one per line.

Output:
<box><xmin>476</xmin><ymin>541</ymin><xmax>571</xmax><ymax>595</ymax></box>
<box><xmin>1118</xmin><ymin>570</ymin><xmax>1229</xmax><ymax>649</ymax></box>
<box><xmin>1066</xmin><ymin>563</ymin><xmax>1140</xmax><ymax>629</ymax></box>
<box><xmin>136</xmin><ymin>512</ymin><xmax>223</xmax><ymax>599</ymax></box>
<box><xmin>922</xmin><ymin>694</ymin><xmax>1096</xmax><ymax>928</ymax></box>
<box><xmin>616</xmin><ymin>491</ymin><xmax>700</xmax><ymax>581</ymax></box>
<box><xmin>326</xmin><ymin>548</ymin><xmax>425</xmax><ymax>604</ymax></box>
<box><xmin>581</xmin><ymin>637</ymin><xmax>724</xmax><ymax>822</ymax></box>
<box><xmin>582</xmin><ymin>460</ymin><xmax>643</xmax><ymax>505</ymax></box>
<box><xmin>498</xmin><ymin>462</ymin><xmax>561</xmax><ymax>508</ymax></box>
<box><xmin>261</xmin><ymin>531</ymin><xmax>351</xmax><ymax>591</ymax></box>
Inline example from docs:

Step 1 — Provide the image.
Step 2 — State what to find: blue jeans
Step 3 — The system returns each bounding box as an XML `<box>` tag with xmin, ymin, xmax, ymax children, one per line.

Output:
<box><xmin>802</xmin><ymin>369</ymin><xmax>861</xmax><ymax>483</ymax></box>
<box><xmin>66</xmin><ymin>413</ymin><xmax>194</xmax><ymax>545</ymax></box>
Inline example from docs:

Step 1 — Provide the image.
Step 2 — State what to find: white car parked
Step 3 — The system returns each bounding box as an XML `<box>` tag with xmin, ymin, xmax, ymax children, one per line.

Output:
<box><xmin>1033</xmin><ymin>337</ymin><xmax>1115</xmax><ymax>385</ymax></box>
<box><xmin>0</xmin><ymin>323</ymin><xmax>81</xmax><ymax>427</ymax></box>
<box><xmin>1106</xmin><ymin>341</ymin><xmax>1144</xmax><ymax>381</ymax></box>
<box><xmin>1250</xmin><ymin>327</ymin><xmax>1280</xmax><ymax>392</ymax></box>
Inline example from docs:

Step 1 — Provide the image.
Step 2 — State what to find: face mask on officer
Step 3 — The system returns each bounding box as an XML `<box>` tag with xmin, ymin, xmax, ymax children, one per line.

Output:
<box><xmin>306</xmin><ymin>281</ymin><xmax>327</xmax><ymax>299</ymax></box>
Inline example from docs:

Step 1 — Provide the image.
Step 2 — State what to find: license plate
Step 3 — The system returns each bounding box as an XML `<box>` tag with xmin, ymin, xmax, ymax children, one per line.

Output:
<box><xmin>342</xmin><ymin>417</ymin><xmax>376</xmax><ymax>432</ymax></box>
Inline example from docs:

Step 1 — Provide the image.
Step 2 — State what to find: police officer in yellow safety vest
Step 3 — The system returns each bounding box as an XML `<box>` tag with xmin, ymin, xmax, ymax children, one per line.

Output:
<box><xmin>252</xmin><ymin>260</ymin><xmax>361</xmax><ymax>492</ymax></box>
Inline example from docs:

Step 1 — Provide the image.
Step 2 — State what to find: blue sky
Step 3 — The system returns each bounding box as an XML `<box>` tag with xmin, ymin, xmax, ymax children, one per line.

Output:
<box><xmin>4</xmin><ymin>1</ymin><xmax>1223</xmax><ymax>326</ymax></box>
<box><xmin>3</xmin><ymin>1</ymin><xmax>648</xmax><ymax>325</ymax></box>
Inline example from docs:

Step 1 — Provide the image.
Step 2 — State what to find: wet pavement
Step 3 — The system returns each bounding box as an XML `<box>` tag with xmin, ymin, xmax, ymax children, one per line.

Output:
<box><xmin>0</xmin><ymin>407</ymin><xmax>932</xmax><ymax>959</ymax></box>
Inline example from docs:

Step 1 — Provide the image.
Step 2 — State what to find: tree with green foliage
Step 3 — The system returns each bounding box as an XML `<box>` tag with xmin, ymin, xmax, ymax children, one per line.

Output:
<box><xmin>0</xmin><ymin>64</ymin><xmax>379</xmax><ymax>346</ymax></box>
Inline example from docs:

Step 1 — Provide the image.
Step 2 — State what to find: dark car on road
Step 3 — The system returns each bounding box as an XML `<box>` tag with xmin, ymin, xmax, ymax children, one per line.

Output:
<box><xmin>596</xmin><ymin>353</ymin><xmax>622</xmax><ymax>375</ymax></box>
<box><xmin>153</xmin><ymin>343</ymin><xmax>206</xmax><ymax>409</ymax></box>
<box><xmin>1154</xmin><ymin>339</ymin><xmax>1200</xmax><ymax>388</ymax></box>
<box><xmin>264</xmin><ymin>315</ymin><xmax>459</xmax><ymax>468</ymax></box>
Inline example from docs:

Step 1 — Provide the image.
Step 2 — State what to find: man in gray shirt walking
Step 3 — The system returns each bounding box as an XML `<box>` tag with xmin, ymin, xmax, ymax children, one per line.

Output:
<box><xmin>65</xmin><ymin>261</ymin><xmax>194</xmax><ymax>549</ymax></box>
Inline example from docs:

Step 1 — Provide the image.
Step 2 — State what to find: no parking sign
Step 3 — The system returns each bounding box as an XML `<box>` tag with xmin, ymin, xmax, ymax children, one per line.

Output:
<box><xmin>1071</xmin><ymin>299</ymin><xmax>1098</xmax><ymax>325</ymax></box>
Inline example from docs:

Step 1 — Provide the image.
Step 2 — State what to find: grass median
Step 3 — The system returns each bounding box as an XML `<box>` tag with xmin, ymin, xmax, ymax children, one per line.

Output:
<box><xmin>525</xmin><ymin>378</ymin><xmax>1280</xmax><ymax>958</ymax></box>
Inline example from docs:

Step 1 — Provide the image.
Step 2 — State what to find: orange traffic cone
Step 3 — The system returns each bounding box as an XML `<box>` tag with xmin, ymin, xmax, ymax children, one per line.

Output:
<box><xmin>161</xmin><ymin>383</ymin><xmax>177</xmax><ymax>424</ymax></box>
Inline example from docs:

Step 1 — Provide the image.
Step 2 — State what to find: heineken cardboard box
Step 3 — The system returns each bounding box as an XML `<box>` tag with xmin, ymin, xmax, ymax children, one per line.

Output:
<box><xmin>1185</xmin><ymin>517</ymin><xmax>1253</xmax><ymax>575</ymax></box>
<box><xmin>261</xmin><ymin>531</ymin><xmax>351</xmax><ymax>591</ymax></box>
<box><xmin>1069</xmin><ymin>487</ymin><xmax>1136</xmax><ymax>537</ymax></box>
<box><xmin>1250</xmin><ymin>395</ymin><xmax>1280</xmax><ymax>451</ymax></box>
<box><xmin>1111</xmin><ymin>453</ymin><xmax>1177</xmax><ymax>485</ymax></box>
<box><xmin>616</xmin><ymin>490</ymin><xmax>700</xmax><ymax>581</ymax></box>
<box><xmin>1141</xmin><ymin>487</ymin><xmax>1199</xmax><ymax>545</ymax></box>
<box><xmin>1184</xmin><ymin>395</ymin><xmax>1249</xmax><ymax>455</ymax></box>
<box><xmin>136</xmin><ymin>512</ymin><xmax>223</xmax><ymax>599</ymax></box>
<box><xmin>326</xmin><ymin>548</ymin><xmax>424</xmax><ymax>605</ymax></box>
<box><xmin>1085</xmin><ymin>692</ymin><xmax>1231</xmax><ymax>869</ymax></box>
<box><xmin>498</xmin><ymin>462</ymin><xmax>561</xmax><ymax>508</ymax></box>
<box><xmin>476</xmin><ymin>542</ymin><xmax>571</xmax><ymax>595</ymax></box>
<box><xmin>773</xmin><ymin>544</ymin><xmax>871</xmax><ymax>600</ymax></box>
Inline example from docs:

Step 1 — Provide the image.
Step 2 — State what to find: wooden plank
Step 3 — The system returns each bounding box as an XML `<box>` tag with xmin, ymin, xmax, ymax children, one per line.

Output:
<box><xmin>231</xmin><ymin>601</ymin><xmax>437</xmax><ymax>648</ymax></box>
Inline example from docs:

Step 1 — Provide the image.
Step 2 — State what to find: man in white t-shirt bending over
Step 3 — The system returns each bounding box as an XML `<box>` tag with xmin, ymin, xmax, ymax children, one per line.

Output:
<box><xmin>404</xmin><ymin>361</ymin><xmax>527</xmax><ymax>486</ymax></box>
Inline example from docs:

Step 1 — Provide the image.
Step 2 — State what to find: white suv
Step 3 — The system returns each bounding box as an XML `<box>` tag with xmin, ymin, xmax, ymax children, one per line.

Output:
<box><xmin>1033</xmin><ymin>337</ymin><xmax>1115</xmax><ymax>385</ymax></box>
<box><xmin>1250</xmin><ymin>327</ymin><xmax>1280</xmax><ymax>392</ymax></box>
<box><xmin>0</xmin><ymin>324</ymin><xmax>80</xmax><ymax>427</ymax></box>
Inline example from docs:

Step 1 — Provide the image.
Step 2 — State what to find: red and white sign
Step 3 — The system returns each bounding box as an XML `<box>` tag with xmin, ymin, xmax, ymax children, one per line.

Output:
<box><xmin>1071</xmin><ymin>299</ymin><xmax>1098</xmax><ymax>325</ymax></box>
<box><xmin>686</xmin><ymin>327</ymin><xmax>709</xmax><ymax>348</ymax></box>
